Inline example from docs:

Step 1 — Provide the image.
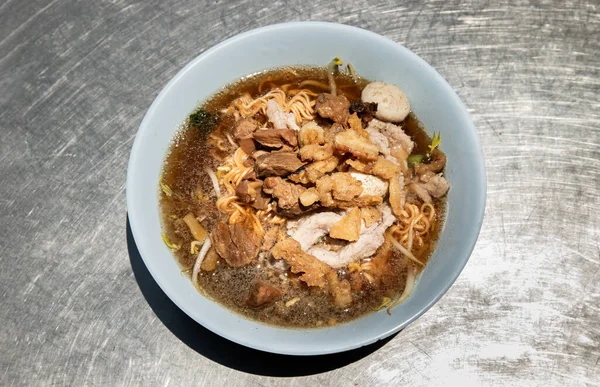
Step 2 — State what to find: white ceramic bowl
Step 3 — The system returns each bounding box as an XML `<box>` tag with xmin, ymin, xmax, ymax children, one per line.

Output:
<box><xmin>126</xmin><ymin>22</ymin><xmax>486</xmax><ymax>355</ymax></box>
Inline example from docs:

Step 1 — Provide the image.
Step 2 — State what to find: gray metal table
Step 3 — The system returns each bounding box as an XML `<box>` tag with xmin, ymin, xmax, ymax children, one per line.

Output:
<box><xmin>1</xmin><ymin>1</ymin><xmax>599</xmax><ymax>385</ymax></box>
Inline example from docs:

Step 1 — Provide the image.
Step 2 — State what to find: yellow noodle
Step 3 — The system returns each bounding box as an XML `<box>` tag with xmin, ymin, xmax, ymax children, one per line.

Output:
<box><xmin>227</xmin><ymin>88</ymin><xmax>317</xmax><ymax>124</ymax></box>
<box><xmin>229</xmin><ymin>209</ymin><xmax>243</xmax><ymax>224</ymax></box>
<box><xmin>213</xmin><ymin>145</ymin><xmax>279</xmax><ymax>230</ymax></box>
<box><xmin>288</xmin><ymin>88</ymin><xmax>320</xmax><ymax>97</ymax></box>
<box><xmin>298</xmin><ymin>80</ymin><xmax>331</xmax><ymax>90</ymax></box>
<box><xmin>390</xmin><ymin>202</ymin><xmax>436</xmax><ymax>253</ymax></box>
<box><xmin>359</xmin><ymin>200</ymin><xmax>436</xmax><ymax>287</ymax></box>
<box><xmin>363</xmin><ymin>272</ymin><xmax>375</xmax><ymax>284</ymax></box>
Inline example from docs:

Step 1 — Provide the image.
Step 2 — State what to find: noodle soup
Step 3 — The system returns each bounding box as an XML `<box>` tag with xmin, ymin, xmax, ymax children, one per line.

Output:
<box><xmin>159</xmin><ymin>63</ymin><xmax>448</xmax><ymax>328</ymax></box>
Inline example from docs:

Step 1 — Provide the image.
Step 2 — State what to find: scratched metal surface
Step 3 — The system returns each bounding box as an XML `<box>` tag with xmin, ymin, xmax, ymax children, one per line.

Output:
<box><xmin>1</xmin><ymin>0</ymin><xmax>599</xmax><ymax>385</ymax></box>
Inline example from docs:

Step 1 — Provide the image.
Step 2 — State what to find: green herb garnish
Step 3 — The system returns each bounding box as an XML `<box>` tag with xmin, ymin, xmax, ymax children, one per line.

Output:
<box><xmin>407</xmin><ymin>154</ymin><xmax>425</xmax><ymax>167</ymax></box>
<box><xmin>427</xmin><ymin>131</ymin><xmax>441</xmax><ymax>157</ymax></box>
<box><xmin>188</xmin><ymin>109</ymin><xmax>217</xmax><ymax>131</ymax></box>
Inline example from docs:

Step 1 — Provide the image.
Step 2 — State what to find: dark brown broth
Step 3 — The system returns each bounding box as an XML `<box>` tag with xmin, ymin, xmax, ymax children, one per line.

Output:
<box><xmin>160</xmin><ymin>67</ymin><xmax>446</xmax><ymax>328</ymax></box>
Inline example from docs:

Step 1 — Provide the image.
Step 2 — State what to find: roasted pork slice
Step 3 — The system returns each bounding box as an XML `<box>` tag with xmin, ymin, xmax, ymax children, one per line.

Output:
<box><xmin>308</xmin><ymin>204</ymin><xmax>395</xmax><ymax>268</ymax></box>
<box><xmin>287</xmin><ymin>211</ymin><xmax>343</xmax><ymax>251</ymax></box>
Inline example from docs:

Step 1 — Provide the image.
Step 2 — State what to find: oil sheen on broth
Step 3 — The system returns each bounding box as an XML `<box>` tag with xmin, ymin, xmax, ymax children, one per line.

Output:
<box><xmin>159</xmin><ymin>66</ymin><xmax>448</xmax><ymax>328</ymax></box>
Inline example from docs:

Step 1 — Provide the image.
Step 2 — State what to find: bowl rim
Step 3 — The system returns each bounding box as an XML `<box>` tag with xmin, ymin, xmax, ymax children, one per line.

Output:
<box><xmin>126</xmin><ymin>21</ymin><xmax>487</xmax><ymax>355</ymax></box>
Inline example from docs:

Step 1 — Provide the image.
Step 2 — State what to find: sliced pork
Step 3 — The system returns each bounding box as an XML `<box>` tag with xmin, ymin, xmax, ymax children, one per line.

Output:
<box><xmin>287</xmin><ymin>212</ymin><xmax>343</xmax><ymax>251</ymax></box>
<box><xmin>266</xmin><ymin>99</ymin><xmax>299</xmax><ymax>130</ymax></box>
<box><xmin>308</xmin><ymin>204</ymin><xmax>396</xmax><ymax>268</ymax></box>
<box><xmin>367</xmin><ymin>119</ymin><xmax>414</xmax><ymax>155</ymax></box>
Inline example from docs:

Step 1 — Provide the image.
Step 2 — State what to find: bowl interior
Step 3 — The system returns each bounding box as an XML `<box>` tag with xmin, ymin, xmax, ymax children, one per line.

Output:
<box><xmin>126</xmin><ymin>22</ymin><xmax>486</xmax><ymax>355</ymax></box>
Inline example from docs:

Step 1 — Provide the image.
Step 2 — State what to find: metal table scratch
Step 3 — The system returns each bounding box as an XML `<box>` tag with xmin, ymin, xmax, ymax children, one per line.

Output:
<box><xmin>1</xmin><ymin>0</ymin><xmax>599</xmax><ymax>386</ymax></box>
